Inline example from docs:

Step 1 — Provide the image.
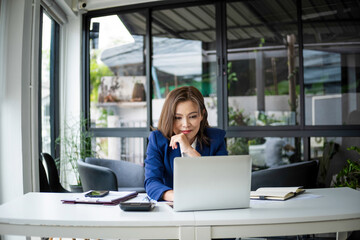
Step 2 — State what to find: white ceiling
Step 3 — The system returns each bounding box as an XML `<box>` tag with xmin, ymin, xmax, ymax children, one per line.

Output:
<box><xmin>52</xmin><ymin>0</ymin><xmax>164</xmax><ymax>20</ymax></box>
<box><xmin>85</xmin><ymin>0</ymin><xmax>164</xmax><ymax>11</ymax></box>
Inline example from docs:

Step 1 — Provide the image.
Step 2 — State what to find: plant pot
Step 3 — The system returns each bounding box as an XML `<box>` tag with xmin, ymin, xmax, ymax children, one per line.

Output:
<box><xmin>70</xmin><ymin>184</ymin><xmax>83</xmax><ymax>193</ymax></box>
<box><xmin>131</xmin><ymin>83</ymin><xmax>145</xmax><ymax>101</ymax></box>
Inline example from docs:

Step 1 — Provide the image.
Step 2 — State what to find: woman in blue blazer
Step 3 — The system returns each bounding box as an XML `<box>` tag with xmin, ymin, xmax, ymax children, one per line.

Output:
<box><xmin>144</xmin><ymin>86</ymin><xmax>228</xmax><ymax>201</ymax></box>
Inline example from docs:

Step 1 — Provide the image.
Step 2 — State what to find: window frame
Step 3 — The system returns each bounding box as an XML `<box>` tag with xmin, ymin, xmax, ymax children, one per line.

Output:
<box><xmin>82</xmin><ymin>0</ymin><xmax>360</xmax><ymax>163</ymax></box>
<box><xmin>38</xmin><ymin>7</ymin><xmax>60</xmax><ymax>159</ymax></box>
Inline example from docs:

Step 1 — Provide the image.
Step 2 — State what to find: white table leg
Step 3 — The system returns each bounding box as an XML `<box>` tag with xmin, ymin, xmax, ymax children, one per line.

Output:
<box><xmin>179</xmin><ymin>226</ymin><xmax>195</xmax><ymax>240</ymax></box>
<box><xmin>336</xmin><ymin>232</ymin><xmax>348</xmax><ymax>240</ymax></box>
<box><xmin>195</xmin><ymin>226</ymin><xmax>211</xmax><ymax>240</ymax></box>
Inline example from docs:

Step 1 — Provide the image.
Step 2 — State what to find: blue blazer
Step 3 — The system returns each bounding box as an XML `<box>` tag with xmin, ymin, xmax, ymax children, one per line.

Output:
<box><xmin>144</xmin><ymin>127</ymin><xmax>228</xmax><ymax>200</ymax></box>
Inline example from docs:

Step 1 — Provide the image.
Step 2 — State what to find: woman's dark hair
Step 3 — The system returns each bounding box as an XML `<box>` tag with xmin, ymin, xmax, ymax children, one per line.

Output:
<box><xmin>157</xmin><ymin>86</ymin><xmax>210</xmax><ymax>147</ymax></box>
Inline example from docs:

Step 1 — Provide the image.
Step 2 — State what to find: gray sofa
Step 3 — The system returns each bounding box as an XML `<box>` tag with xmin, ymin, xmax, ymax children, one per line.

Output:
<box><xmin>78</xmin><ymin>157</ymin><xmax>145</xmax><ymax>193</ymax></box>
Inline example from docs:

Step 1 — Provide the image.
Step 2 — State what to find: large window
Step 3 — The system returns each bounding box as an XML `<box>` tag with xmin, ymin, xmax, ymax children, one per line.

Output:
<box><xmin>302</xmin><ymin>0</ymin><xmax>360</xmax><ymax>126</ymax></box>
<box><xmin>227</xmin><ymin>136</ymin><xmax>302</xmax><ymax>170</ymax></box>
<box><xmin>87</xmin><ymin>10</ymin><xmax>149</xmax><ymax>164</ymax></box>
<box><xmin>151</xmin><ymin>4</ymin><xmax>218</xmax><ymax>127</ymax></box>
<box><xmin>84</xmin><ymin>0</ymin><xmax>360</xmax><ymax>185</ymax></box>
<box><xmin>39</xmin><ymin>8</ymin><xmax>60</xmax><ymax>158</ymax></box>
<box><xmin>226</xmin><ymin>0</ymin><xmax>299</xmax><ymax>127</ymax></box>
<box><xmin>89</xmin><ymin>13</ymin><xmax>147</xmax><ymax>129</ymax></box>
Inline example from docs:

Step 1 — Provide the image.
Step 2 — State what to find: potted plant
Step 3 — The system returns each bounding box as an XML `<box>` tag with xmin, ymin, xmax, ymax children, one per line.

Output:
<box><xmin>56</xmin><ymin>116</ymin><xmax>97</xmax><ymax>192</ymax></box>
<box><xmin>131</xmin><ymin>81</ymin><xmax>146</xmax><ymax>101</ymax></box>
<box><xmin>334</xmin><ymin>146</ymin><xmax>360</xmax><ymax>190</ymax></box>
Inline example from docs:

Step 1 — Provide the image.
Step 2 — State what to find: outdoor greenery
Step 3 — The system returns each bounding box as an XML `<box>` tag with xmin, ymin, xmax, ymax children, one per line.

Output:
<box><xmin>90</xmin><ymin>51</ymin><xmax>114</xmax><ymax>103</ymax></box>
<box><xmin>227</xmin><ymin>61</ymin><xmax>238</xmax><ymax>90</ymax></box>
<box><xmin>227</xmin><ymin>107</ymin><xmax>250</xmax><ymax>155</ymax></box>
<box><xmin>228</xmin><ymin>107</ymin><xmax>285</xmax><ymax>127</ymax></box>
<box><xmin>227</xmin><ymin>138</ymin><xmax>249</xmax><ymax>156</ymax></box>
<box><xmin>257</xmin><ymin>111</ymin><xmax>283</xmax><ymax>126</ymax></box>
<box><xmin>228</xmin><ymin>107</ymin><xmax>250</xmax><ymax>126</ymax></box>
<box><xmin>305</xmin><ymin>82</ymin><xmax>325</xmax><ymax>95</ymax></box>
<box><xmin>227</xmin><ymin>107</ymin><xmax>265</xmax><ymax>156</ymax></box>
<box><xmin>334</xmin><ymin>146</ymin><xmax>360</xmax><ymax>189</ymax></box>
<box><xmin>265</xmin><ymin>80</ymin><xmax>300</xmax><ymax>96</ymax></box>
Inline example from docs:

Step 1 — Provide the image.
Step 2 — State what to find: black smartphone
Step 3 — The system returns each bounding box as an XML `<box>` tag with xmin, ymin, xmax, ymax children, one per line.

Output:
<box><xmin>119</xmin><ymin>202</ymin><xmax>154</xmax><ymax>211</ymax></box>
<box><xmin>84</xmin><ymin>190</ymin><xmax>109</xmax><ymax>198</ymax></box>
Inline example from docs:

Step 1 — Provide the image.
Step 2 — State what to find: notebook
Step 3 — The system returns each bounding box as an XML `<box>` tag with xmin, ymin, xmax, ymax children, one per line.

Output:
<box><xmin>61</xmin><ymin>191</ymin><xmax>138</xmax><ymax>205</ymax></box>
<box><xmin>173</xmin><ymin>155</ymin><xmax>252</xmax><ymax>211</ymax></box>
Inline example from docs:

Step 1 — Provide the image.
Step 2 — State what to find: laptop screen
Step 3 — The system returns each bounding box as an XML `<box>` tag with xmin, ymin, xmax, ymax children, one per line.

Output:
<box><xmin>173</xmin><ymin>155</ymin><xmax>252</xmax><ymax>211</ymax></box>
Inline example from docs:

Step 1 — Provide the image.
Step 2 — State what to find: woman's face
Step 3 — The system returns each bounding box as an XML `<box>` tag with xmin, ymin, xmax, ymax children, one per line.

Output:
<box><xmin>173</xmin><ymin>100</ymin><xmax>203</xmax><ymax>143</ymax></box>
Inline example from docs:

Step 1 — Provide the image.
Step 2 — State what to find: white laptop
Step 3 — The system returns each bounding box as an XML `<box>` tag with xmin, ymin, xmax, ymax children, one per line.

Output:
<box><xmin>173</xmin><ymin>155</ymin><xmax>252</xmax><ymax>211</ymax></box>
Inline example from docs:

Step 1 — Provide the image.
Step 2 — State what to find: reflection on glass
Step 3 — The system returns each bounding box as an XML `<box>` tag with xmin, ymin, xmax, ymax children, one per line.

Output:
<box><xmin>226</xmin><ymin>0</ymin><xmax>299</xmax><ymax>126</ymax></box>
<box><xmin>310</xmin><ymin>137</ymin><xmax>360</xmax><ymax>187</ymax></box>
<box><xmin>96</xmin><ymin>137</ymin><xmax>145</xmax><ymax>165</ymax></box>
<box><xmin>41</xmin><ymin>12</ymin><xmax>52</xmax><ymax>153</ymax></box>
<box><xmin>227</xmin><ymin>137</ymin><xmax>302</xmax><ymax>170</ymax></box>
<box><xmin>89</xmin><ymin>13</ymin><xmax>147</xmax><ymax>128</ymax></box>
<box><xmin>303</xmin><ymin>0</ymin><xmax>360</xmax><ymax>125</ymax></box>
<box><xmin>151</xmin><ymin>5</ymin><xmax>218</xmax><ymax>127</ymax></box>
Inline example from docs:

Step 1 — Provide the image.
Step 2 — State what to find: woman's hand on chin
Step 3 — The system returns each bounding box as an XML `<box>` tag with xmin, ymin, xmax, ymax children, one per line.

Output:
<box><xmin>169</xmin><ymin>133</ymin><xmax>200</xmax><ymax>157</ymax></box>
<box><xmin>169</xmin><ymin>133</ymin><xmax>190</xmax><ymax>150</ymax></box>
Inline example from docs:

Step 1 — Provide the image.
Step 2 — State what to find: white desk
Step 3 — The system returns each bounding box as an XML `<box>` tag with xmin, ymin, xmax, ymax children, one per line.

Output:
<box><xmin>194</xmin><ymin>187</ymin><xmax>360</xmax><ymax>239</ymax></box>
<box><xmin>0</xmin><ymin>188</ymin><xmax>359</xmax><ymax>240</ymax></box>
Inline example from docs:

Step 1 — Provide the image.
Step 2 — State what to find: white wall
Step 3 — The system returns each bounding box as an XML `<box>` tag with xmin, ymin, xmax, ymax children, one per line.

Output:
<box><xmin>0</xmin><ymin>0</ymin><xmax>82</xmax><ymax>204</ymax></box>
<box><xmin>0</xmin><ymin>0</ymin><xmax>33</xmax><ymax>204</ymax></box>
